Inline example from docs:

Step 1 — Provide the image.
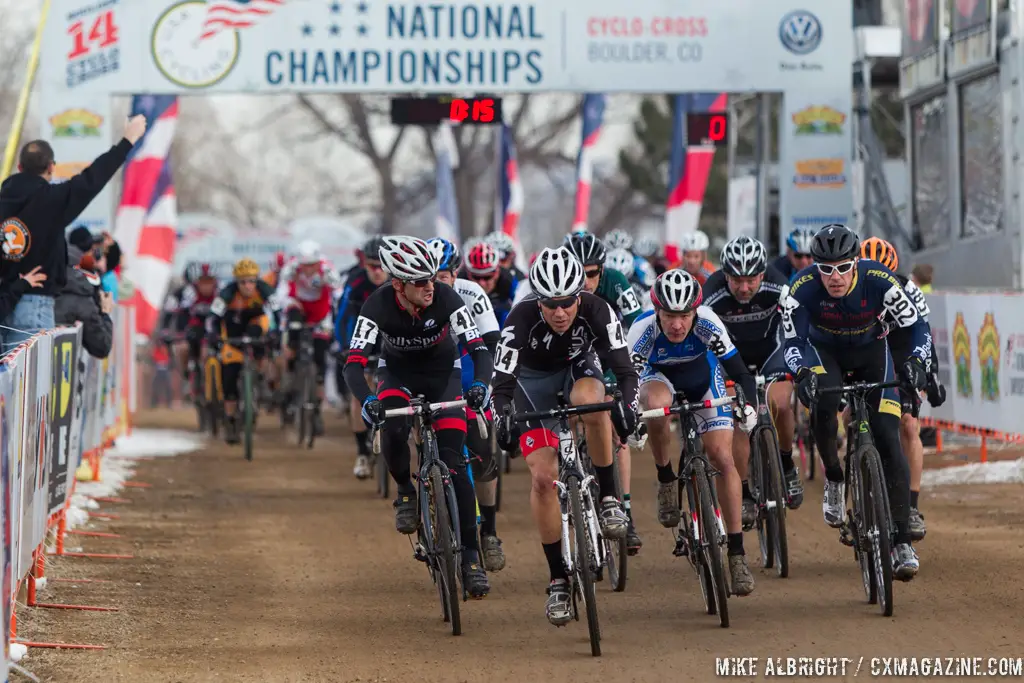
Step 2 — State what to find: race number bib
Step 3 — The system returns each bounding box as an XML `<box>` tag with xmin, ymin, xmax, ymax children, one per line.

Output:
<box><xmin>617</xmin><ymin>288</ymin><xmax>641</xmax><ymax>315</ymax></box>
<box><xmin>450</xmin><ymin>306</ymin><xmax>481</xmax><ymax>340</ymax></box>
<box><xmin>903</xmin><ymin>280</ymin><xmax>930</xmax><ymax>318</ymax></box>
<box><xmin>349</xmin><ymin>316</ymin><xmax>379</xmax><ymax>351</ymax></box>
<box><xmin>470</xmin><ymin>291</ymin><xmax>493</xmax><ymax>317</ymax></box>
<box><xmin>210</xmin><ymin>298</ymin><xmax>226</xmax><ymax>317</ymax></box>
<box><xmin>493</xmin><ymin>343</ymin><xmax>519</xmax><ymax>374</ymax></box>
<box><xmin>882</xmin><ymin>284</ymin><xmax>919</xmax><ymax>328</ymax></box>
<box><xmin>780</xmin><ymin>295</ymin><xmax>799</xmax><ymax>339</ymax></box>
<box><xmin>606</xmin><ymin>320</ymin><xmax>627</xmax><ymax>350</ymax></box>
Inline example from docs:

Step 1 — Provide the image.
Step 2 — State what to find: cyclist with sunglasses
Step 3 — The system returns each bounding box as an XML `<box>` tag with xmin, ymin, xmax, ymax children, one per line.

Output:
<box><xmin>462</xmin><ymin>239</ymin><xmax>518</xmax><ymax>326</ymax></box>
<box><xmin>704</xmin><ymin>236</ymin><xmax>803</xmax><ymax>527</ymax></box>
<box><xmin>492</xmin><ymin>246</ymin><xmax>639</xmax><ymax>625</ymax></box>
<box><xmin>771</xmin><ymin>228</ymin><xmax>816</xmax><ymax>284</ymax></box>
<box><xmin>207</xmin><ymin>258</ymin><xmax>277</xmax><ymax>445</ymax></box>
<box><xmin>276</xmin><ymin>240</ymin><xmax>343</xmax><ymax>436</ymax></box>
<box><xmin>344</xmin><ymin>235</ymin><xmax>493</xmax><ymax>599</ymax></box>
<box><xmin>627</xmin><ymin>269</ymin><xmax>759</xmax><ymax>595</ymax></box>
<box><xmin>336</xmin><ymin>235</ymin><xmax>389</xmax><ymax>479</ymax></box>
<box><xmin>781</xmin><ymin>224</ymin><xmax>930</xmax><ymax>580</ymax></box>
<box><xmin>427</xmin><ymin>237</ymin><xmax>507</xmax><ymax>572</ymax></box>
<box><xmin>859</xmin><ymin>238</ymin><xmax>945</xmax><ymax>542</ymax></box>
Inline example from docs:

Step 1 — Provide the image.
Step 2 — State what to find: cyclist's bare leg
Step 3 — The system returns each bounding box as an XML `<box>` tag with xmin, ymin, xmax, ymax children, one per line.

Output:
<box><xmin>901</xmin><ymin>411</ymin><xmax>926</xmax><ymax>538</ymax></box>
<box><xmin>572</xmin><ymin>377</ymin><xmax>613</xmax><ymax>467</ymax></box>
<box><xmin>770</xmin><ymin>381</ymin><xmax>796</xmax><ymax>452</ymax></box>
<box><xmin>525</xmin><ymin>446</ymin><xmax>561</xmax><ymax>545</ymax></box>
<box><xmin>703</xmin><ymin>429</ymin><xmax>742</xmax><ymax>535</ymax></box>
<box><xmin>640</xmin><ymin>380</ymin><xmax>674</xmax><ymax>467</ymax></box>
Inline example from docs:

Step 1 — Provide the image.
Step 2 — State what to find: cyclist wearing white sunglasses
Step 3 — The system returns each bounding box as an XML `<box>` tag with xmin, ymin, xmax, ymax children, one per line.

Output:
<box><xmin>779</xmin><ymin>224</ymin><xmax>931</xmax><ymax>582</ymax></box>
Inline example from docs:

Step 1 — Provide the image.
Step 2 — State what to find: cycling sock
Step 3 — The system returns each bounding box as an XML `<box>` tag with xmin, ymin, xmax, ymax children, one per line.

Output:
<box><xmin>741</xmin><ymin>480</ymin><xmax>752</xmax><ymax>499</ymax></box>
<box><xmin>543</xmin><ymin>541</ymin><xmax>568</xmax><ymax>581</ymax></box>
<box><xmin>656</xmin><ymin>462</ymin><xmax>676</xmax><ymax>484</ymax></box>
<box><xmin>910</xmin><ymin>490</ymin><xmax>920</xmax><ymax>508</ymax></box>
<box><xmin>354</xmin><ymin>432</ymin><xmax>368</xmax><ymax>456</ymax></box>
<box><xmin>395</xmin><ymin>474</ymin><xmax>415</xmax><ymax>495</ymax></box>
<box><xmin>594</xmin><ymin>464</ymin><xmax>617</xmax><ymax>500</ymax></box>
<box><xmin>779</xmin><ymin>449</ymin><xmax>795</xmax><ymax>472</ymax></box>
<box><xmin>622</xmin><ymin>493</ymin><xmax>632</xmax><ymax>515</ymax></box>
<box><xmin>727</xmin><ymin>533</ymin><xmax>744</xmax><ymax>556</ymax></box>
<box><xmin>479</xmin><ymin>505</ymin><xmax>497</xmax><ymax>536</ymax></box>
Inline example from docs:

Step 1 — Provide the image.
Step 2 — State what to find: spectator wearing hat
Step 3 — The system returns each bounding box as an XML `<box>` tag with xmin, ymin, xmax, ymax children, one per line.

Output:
<box><xmin>54</xmin><ymin>235</ymin><xmax>113</xmax><ymax>358</ymax></box>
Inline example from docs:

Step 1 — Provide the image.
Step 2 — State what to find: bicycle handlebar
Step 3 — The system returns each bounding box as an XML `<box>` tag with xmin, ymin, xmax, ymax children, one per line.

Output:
<box><xmin>510</xmin><ymin>400</ymin><xmax>615</xmax><ymax>424</ymax></box>
<box><xmin>816</xmin><ymin>379</ymin><xmax>903</xmax><ymax>396</ymax></box>
<box><xmin>371</xmin><ymin>399</ymin><xmax>487</xmax><ymax>455</ymax></box>
<box><xmin>639</xmin><ymin>395</ymin><xmax>735</xmax><ymax>420</ymax></box>
<box><xmin>223</xmin><ymin>336</ymin><xmax>265</xmax><ymax>346</ymax></box>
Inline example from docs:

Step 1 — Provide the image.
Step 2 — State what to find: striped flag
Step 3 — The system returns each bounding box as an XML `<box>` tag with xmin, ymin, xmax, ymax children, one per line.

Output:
<box><xmin>114</xmin><ymin>95</ymin><xmax>179</xmax><ymax>337</ymax></box>
<box><xmin>571</xmin><ymin>94</ymin><xmax>606</xmax><ymax>234</ymax></box>
<box><xmin>665</xmin><ymin>93</ymin><xmax>727</xmax><ymax>251</ymax></box>
<box><xmin>434</xmin><ymin>121</ymin><xmax>460</xmax><ymax>244</ymax></box>
<box><xmin>496</xmin><ymin>124</ymin><xmax>526</xmax><ymax>269</ymax></box>
<box><xmin>200</xmin><ymin>0</ymin><xmax>286</xmax><ymax>41</ymax></box>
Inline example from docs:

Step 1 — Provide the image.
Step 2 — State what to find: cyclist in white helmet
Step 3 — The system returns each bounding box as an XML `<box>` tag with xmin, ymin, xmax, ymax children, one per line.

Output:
<box><xmin>627</xmin><ymin>269</ymin><xmax>759</xmax><ymax>596</ymax></box>
<box><xmin>772</xmin><ymin>228</ymin><xmax>816</xmax><ymax>283</ymax></box>
<box><xmin>485</xmin><ymin>231</ymin><xmax>526</xmax><ymax>282</ymax></box>
<box><xmin>604</xmin><ymin>228</ymin><xmax>633</xmax><ymax>252</ymax></box>
<box><xmin>676</xmin><ymin>230</ymin><xmax>715</xmax><ymax>285</ymax></box>
<box><xmin>492</xmin><ymin>246</ymin><xmax>640</xmax><ymax>626</ymax></box>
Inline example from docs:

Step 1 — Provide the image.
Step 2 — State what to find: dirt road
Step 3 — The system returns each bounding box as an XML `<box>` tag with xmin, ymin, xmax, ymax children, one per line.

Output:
<box><xmin>24</xmin><ymin>410</ymin><xmax>1024</xmax><ymax>682</ymax></box>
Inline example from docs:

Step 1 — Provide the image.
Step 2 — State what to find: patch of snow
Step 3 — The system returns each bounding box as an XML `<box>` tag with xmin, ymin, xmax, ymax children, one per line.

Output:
<box><xmin>105</xmin><ymin>429</ymin><xmax>205</xmax><ymax>459</ymax></box>
<box><xmin>921</xmin><ymin>459</ymin><xmax>1024</xmax><ymax>487</ymax></box>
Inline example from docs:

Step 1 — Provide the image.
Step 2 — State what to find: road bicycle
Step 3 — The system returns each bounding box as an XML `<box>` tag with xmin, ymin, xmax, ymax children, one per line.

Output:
<box><xmin>370</xmin><ymin>398</ymin><xmax>486</xmax><ymax>636</ymax></box>
<box><xmin>223</xmin><ymin>336</ymin><xmax>265</xmax><ymax>462</ymax></box>
<box><xmin>284</xmin><ymin>322</ymin><xmax>318</xmax><ymax>449</ymax></box>
<box><xmin>509</xmin><ymin>398</ymin><xmax>617</xmax><ymax>657</ymax></box>
<box><xmin>639</xmin><ymin>392</ymin><xmax>741</xmax><ymax>629</ymax></box>
<box><xmin>812</xmin><ymin>376</ymin><xmax>914</xmax><ymax>617</ymax></box>
<box><xmin>202</xmin><ymin>344</ymin><xmax>224</xmax><ymax>438</ymax></box>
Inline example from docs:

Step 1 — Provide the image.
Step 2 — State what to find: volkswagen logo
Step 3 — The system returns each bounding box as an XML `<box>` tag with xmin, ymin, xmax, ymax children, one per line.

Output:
<box><xmin>779</xmin><ymin>10</ymin><xmax>822</xmax><ymax>55</ymax></box>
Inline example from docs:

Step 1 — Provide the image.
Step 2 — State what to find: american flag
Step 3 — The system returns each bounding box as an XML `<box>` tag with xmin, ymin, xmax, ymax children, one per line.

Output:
<box><xmin>200</xmin><ymin>0</ymin><xmax>286</xmax><ymax>41</ymax></box>
<box><xmin>434</xmin><ymin>122</ymin><xmax>460</xmax><ymax>244</ymax></box>
<box><xmin>571</xmin><ymin>94</ymin><xmax>605</xmax><ymax>234</ymax></box>
<box><xmin>496</xmin><ymin>125</ymin><xmax>526</xmax><ymax>270</ymax></box>
<box><xmin>114</xmin><ymin>95</ymin><xmax>179</xmax><ymax>337</ymax></box>
<box><xmin>665</xmin><ymin>93</ymin><xmax>727</xmax><ymax>259</ymax></box>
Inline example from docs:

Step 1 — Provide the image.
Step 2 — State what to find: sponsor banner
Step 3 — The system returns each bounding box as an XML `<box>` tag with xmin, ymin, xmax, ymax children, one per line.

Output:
<box><xmin>0</xmin><ymin>365</ymin><xmax>13</xmax><ymax>677</ymax></box>
<box><xmin>778</xmin><ymin>94</ymin><xmax>853</xmax><ymax>254</ymax></box>
<box><xmin>39</xmin><ymin>90</ymin><xmax>115</xmax><ymax>236</ymax></box>
<box><xmin>726</xmin><ymin>175</ymin><xmax>757</xmax><ymax>241</ymax></box>
<box><xmin>47</xmin><ymin>330</ymin><xmax>80</xmax><ymax>515</ymax></box>
<box><xmin>38</xmin><ymin>0</ymin><xmax>851</xmax><ymax>94</ymax></box>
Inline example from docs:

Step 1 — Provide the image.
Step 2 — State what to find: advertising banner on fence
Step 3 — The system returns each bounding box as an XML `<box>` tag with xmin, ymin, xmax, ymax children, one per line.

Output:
<box><xmin>0</xmin><ymin>365</ymin><xmax>12</xmax><ymax>679</ymax></box>
<box><xmin>47</xmin><ymin>330</ymin><xmax>80</xmax><ymax>515</ymax></box>
<box><xmin>778</xmin><ymin>97</ymin><xmax>853</xmax><ymax>254</ymax></box>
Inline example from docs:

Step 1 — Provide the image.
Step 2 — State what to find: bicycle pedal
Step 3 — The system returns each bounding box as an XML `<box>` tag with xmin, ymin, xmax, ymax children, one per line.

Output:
<box><xmin>672</xmin><ymin>538</ymin><xmax>688</xmax><ymax>557</ymax></box>
<box><xmin>413</xmin><ymin>544</ymin><xmax>428</xmax><ymax>563</ymax></box>
<box><xmin>839</xmin><ymin>525</ymin><xmax>855</xmax><ymax>548</ymax></box>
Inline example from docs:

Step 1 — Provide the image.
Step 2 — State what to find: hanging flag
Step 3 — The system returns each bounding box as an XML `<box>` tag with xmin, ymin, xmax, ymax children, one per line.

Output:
<box><xmin>571</xmin><ymin>94</ymin><xmax>606</xmax><ymax>234</ymax></box>
<box><xmin>200</xmin><ymin>0</ymin><xmax>286</xmax><ymax>41</ymax></box>
<box><xmin>665</xmin><ymin>93</ymin><xmax>727</xmax><ymax>260</ymax></box>
<box><xmin>496</xmin><ymin>124</ymin><xmax>526</xmax><ymax>269</ymax></box>
<box><xmin>434</xmin><ymin>121</ymin><xmax>460</xmax><ymax>244</ymax></box>
<box><xmin>114</xmin><ymin>95</ymin><xmax>179</xmax><ymax>337</ymax></box>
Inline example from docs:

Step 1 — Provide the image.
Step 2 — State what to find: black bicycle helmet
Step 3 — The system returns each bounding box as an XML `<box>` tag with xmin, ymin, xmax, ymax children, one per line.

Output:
<box><xmin>563</xmin><ymin>231</ymin><xmax>607</xmax><ymax>267</ymax></box>
<box><xmin>810</xmin><ymin>224</ymin><xmax>859</xmax><ymax>262</ymax></box>
<box><xmin>362</xmin><ymin>235</ymin><xmax>386</xmax><ymax>262</ymax></box>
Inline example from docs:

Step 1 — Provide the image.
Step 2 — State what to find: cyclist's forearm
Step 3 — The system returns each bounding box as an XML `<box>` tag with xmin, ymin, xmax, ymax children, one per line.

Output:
<box><xmin>343</xmin><ymin>358</ymin><xmax>374</xmax><ymax>404</ymax></box>
<box><xmin>482</xmin><ymin>330</ymin><xmax>500</xmax><ymax>357</ymax></box>
<box><xmin>721</xmin><ymin>352</ymin><xmax>757</xmax><ymax>402</ymax></box>
<box><xmin>468</xmin><ymin>343</ymin><xmax>493</xmax><ymax>386</ymax></box>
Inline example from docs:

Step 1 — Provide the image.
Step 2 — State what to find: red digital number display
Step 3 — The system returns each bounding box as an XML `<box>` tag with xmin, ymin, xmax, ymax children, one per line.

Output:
<box><xmin>449</xmin><ymin>98</ymin><xmax>496</xmax><ymax>123</ymax></box>
<box><xmin>687</xmin><ymin>113</ymin><xmax>729</xmax><ymax>147</ymax></box>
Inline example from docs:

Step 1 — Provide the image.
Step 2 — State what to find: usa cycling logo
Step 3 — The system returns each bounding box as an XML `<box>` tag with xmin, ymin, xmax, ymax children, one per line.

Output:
<box><xmin>779</xmin><ymin>10</ymin><xmax>822</xmax><ymax>55</ymax></box>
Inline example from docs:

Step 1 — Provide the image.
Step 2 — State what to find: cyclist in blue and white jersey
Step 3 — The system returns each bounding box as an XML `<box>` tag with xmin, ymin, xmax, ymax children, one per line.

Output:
<box><xmin>771</xmin><ymin>228</ymin><xmax>816</xmax><ymax>284</ymax></box>
<box><xmin>626</xmin><ymin>269</ymin><xmax>759</xmax><ymax>595</ymax></box>
<box><xmin>781</xmin><ymin>224</ymin><xmax>930</xmax><ymax>580</ymax></box>
<box><xmin>428</xmin><ymin>237</ymin><xmax>506</xmax><ymax>573</ymax></box>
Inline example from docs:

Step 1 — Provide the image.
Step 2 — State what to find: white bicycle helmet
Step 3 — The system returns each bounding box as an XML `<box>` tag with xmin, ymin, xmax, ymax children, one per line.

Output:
<box><xmin>378</xmin><ymin>235</ymin><xmax>438</xmax><ymax>281</ymax></box>
<box><xmin>294</xmin><ymin>239</ymin><xmax>322</xmax><ymax>265</ymax></box>
<box><xmin>651</xmin><ymin>269</ymin><xmax>702</xmax><ymax>312</ymax></box>
<box><xmin>485</xmin><ymin>231</ymin><xmax>515</xmax><ymax>259</ymax></box>
<box><xmin>606</xmin><ymin>248</ymin><xmax>635</xmax><ymax>278</ymax></box>
<box><xmin>786</xmin><ymin>228</ymin><xmax>816</xmax><ymax>254</ymax></box>
<box><xmin>634</xmin><ymin>235</ymin><xmax>659</xmax><ymax>258</ymax></box>
<box><xmin>721</xmin><ymin>236</ymin><xmax>768</xmax><ymax>277</ymax></box>
<box><xmin>529</xmin><ymin>247</ymin><xmax>585</xmax><ymax>299</ymax></box>
<box><xmin>679</xmin><ymin>230</ymin><xmax>710</xmax><ymax>252</ymax></box>
<box><xmin>604</xmin><ymin>229</ymin><xmax>633</xmax><ymax>252</ymax></box>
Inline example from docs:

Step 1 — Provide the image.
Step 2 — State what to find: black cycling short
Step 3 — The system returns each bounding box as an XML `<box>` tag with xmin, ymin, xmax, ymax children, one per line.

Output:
<box><xmin>512</xmin><ymin>352</ymin><xmax>603</xmax><ymax>457</ymax></box>
<box><xmin>286</xmin><ymin>309</ymin><xmax>329</xmax><ymax>384</ymax></box>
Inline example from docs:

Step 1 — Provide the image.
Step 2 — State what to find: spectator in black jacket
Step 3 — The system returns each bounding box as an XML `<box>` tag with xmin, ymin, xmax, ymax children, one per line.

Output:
<box><xmin>0</xmin><ymin>114</ymin><xmax>147</xmax><ymax>355</ymax></box>
<box><xmin>54</xmin><ymin>241</ymin><xmax>113</xmax><ymax>358</ymax></box>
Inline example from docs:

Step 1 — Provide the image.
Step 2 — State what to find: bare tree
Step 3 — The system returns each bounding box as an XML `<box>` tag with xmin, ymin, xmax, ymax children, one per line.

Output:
<box><xmin>0</xmin><ymin>8</ymin><xmax>40</xmax><ymax>152</ymax></box>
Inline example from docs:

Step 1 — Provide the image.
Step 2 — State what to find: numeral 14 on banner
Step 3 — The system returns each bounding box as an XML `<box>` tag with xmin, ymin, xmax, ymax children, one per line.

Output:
<box><xmin>68</xmin><ymin>11</ymin><xmax>120</xmax><ymax>60</ymax></box>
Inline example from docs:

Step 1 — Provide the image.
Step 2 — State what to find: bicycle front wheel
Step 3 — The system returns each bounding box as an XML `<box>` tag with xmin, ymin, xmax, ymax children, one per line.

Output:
<box><xmin>376</xmin><ymin>452</ymin><xmax>389</xmax><ymax>499</ymax></box>
<box><xmin>759</xmin><ymin>428</ymin><xmax>789</xmax><ymax>578</ymax></box>
<box><xmin>604</xmin><ymin>452</ymin><xmax>627</xmax><ymax>592</ymax></box>
<box><xmin>429</xmin><ymin>465</ymin><xmax>461</xmax><ymax>636</ymax></box>
<box><xmin>694</xmin><ymin>459</ymin><xmax>729</xmax><ymax>628</ymax></box>
<box><xmin>242</xmin><ymin>360</ymin><xmax>255</xmax><ymax>461</ymax></box>
<box><xmin>569</xmin><ymin>476</ymin><xmax>601</xmax><ymax>656</ymax></box>
<box><xmin>861</xmin><ymin>446</ymin><xmax>894</xmax><ymax>617</ymax></box>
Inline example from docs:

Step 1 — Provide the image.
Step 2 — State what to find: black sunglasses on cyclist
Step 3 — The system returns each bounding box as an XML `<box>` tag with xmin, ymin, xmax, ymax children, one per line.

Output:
<box><xmin>540</xmin><ymin>296</ymin><xmax>578</xmax><ymax>310</ymax></box>
<box><xmin>469</xmin><ymin>271</ymin><xmax>496</xmax><ymax>281</ymax></box>
<box><xmin>816</xmin><ymin>260</ymin><xmax>856</xmax><ymax>276</ymax></box>
<box><xmin>405</xmin><ymin>277</ymin><xmax>435</xmax><ymax>288</ymax></box>
<box><xmin>584</xmin><ymin>268</ymin><xmax>602</xmax><ymax>279</ymax></box>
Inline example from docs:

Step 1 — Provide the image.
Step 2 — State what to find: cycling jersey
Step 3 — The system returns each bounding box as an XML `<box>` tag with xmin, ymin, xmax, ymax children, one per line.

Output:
<box><xmin>276</xmin><ymin>259</ymin><xmax>342</xmax><ymax>333</ymax></box>
<box><xmin>335</xmin><ymin>265</ymin><xmax>381</xmax><ymax>351</ymax></box>
<box><xmin>702</xmin><ymin>268</ymin><xmax>787</xmax><ymax>369</ymax></box>
<box><xmin>343</xmin><ymin>281</ymin><xmax>493</xmax><ymax>405</ymax></box>
<box><xmin>887</xmin><ymin>274</ymin><xmax>939</xmax><ymax>368</ymax></box>
<box><xmin>450</xmin><ymin>277</ymin><xmax>501</xmax><ymax>390</ymax></box>
<box><xmin>513</xmin><ymin>267</ymin><xmax>643</xmax><ymax>328</ymax></box>
<box><xmin>771</xmin><ymin>255</ymin><xmax>797</xmax><ymax>283</ymax></box>
<box><xmin>780</xmin><ymin>260</ymin><xmax>932</xmax><ymax>374</ymax></box>
<box><xmin>179</xmin><ymin>284</ymin><xmax>218</xmax><ymax>328</ymax></box>
<box><xmin>490</xmin><ymin>292</ymin><xmax>639</xmax><ymax>418</ymax></box>
<box><xmin>627</xmin><ymin>307</ymin><xmax>757</xmax><ymax>404</ymax></box>
<box><xmin>208</xmin><ymin>280</ymin><xmax>276</xmax><ymax>340</ymax></box>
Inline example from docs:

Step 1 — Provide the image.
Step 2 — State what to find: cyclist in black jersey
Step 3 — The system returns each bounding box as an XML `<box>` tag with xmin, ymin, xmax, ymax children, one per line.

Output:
<box><xmin>492</xmin><ymin>247</ymin><xmax>640</xmax><ymax>627</ymax></box>
<box><xmin>782</xmin><ymin>224</ymin><xmax>930</xmax><ymax>580</ymax></box>
<box><xmin>770</xmin><ymin>228</ymin><xmax>815</xmax><ymax>283</ymax></box>
<box><xmin>860</xmin><ymin>238</ymin><xmax>945</xmax><ymax>542</ymax></box>
<box><xmin>706</xmin><ymin>236</ymin><xmax>804</xmax><ymax>526</ymax></box>
<box><xmin>343</xmin><ymin>236</ymin><xmax>493</xmax><ymax>599</ymax></box>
